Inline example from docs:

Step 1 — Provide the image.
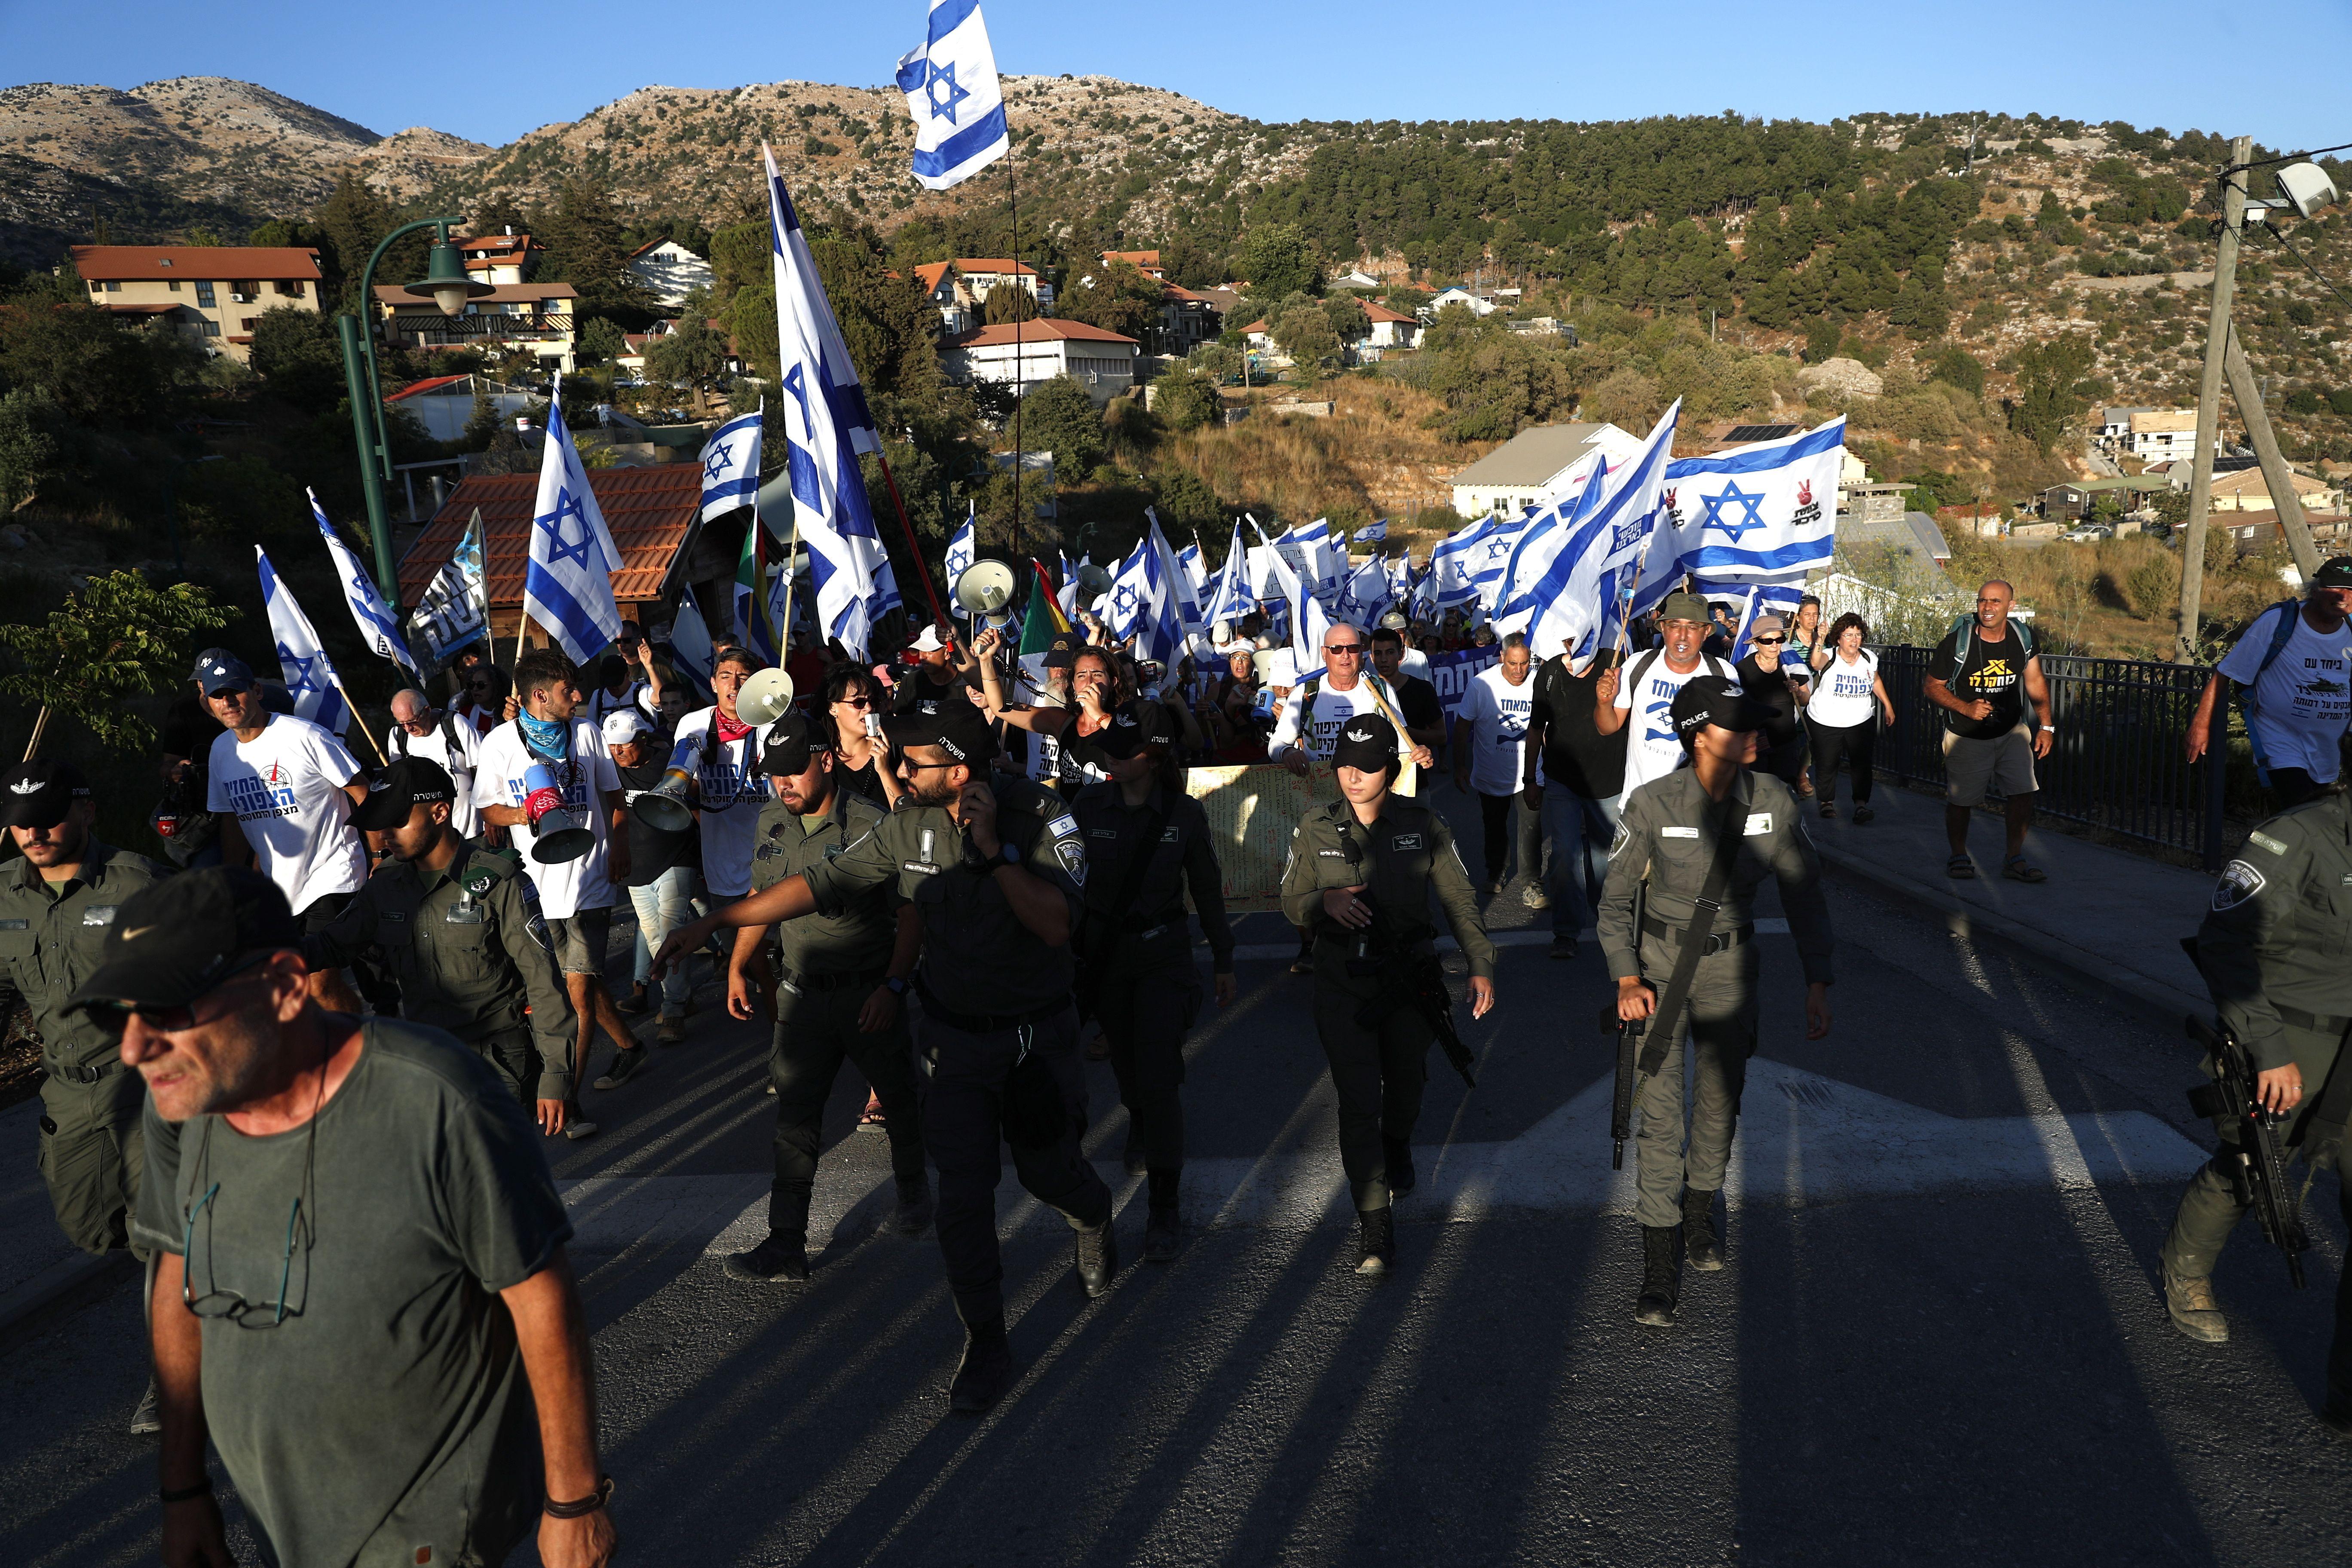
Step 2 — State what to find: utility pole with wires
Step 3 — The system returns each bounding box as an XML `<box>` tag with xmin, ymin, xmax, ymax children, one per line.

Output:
<box><xmin>2176</xmin><ymin>136</ymin><xmax>2343</xmax><ymax>660</ymax></box>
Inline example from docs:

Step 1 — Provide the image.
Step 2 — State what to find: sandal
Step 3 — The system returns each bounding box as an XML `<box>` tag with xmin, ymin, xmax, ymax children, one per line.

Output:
<box><xmin>1819</xmin><ymin>803</ymin><xmax>1837</xmax><ymax>820</ymax></box>
<box><xmin>1945</xmin><ymin>854</ymin><xmax>1976</xmax><ymax>879</ymax></box>
<box><xmin>860</xmin><ymin>1093</ymin><xmax>886</xmax><ymax>1127</ymax></box>
<box><xmin>2003</xmin><ymin>855</ymin><xmax>2047</xmax><ymax>884</ymax></box>
<box><xmin>1853</xmin><ymin>805</ymin><xmax>1874</xmax><ymax>824</ymax></box>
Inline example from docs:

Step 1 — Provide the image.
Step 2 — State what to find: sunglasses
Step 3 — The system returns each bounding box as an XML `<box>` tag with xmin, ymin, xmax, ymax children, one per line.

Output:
<box><xmin>836</xmin><ymin>695</ymin><xmax>873</xmax><ymax>708</ymax></box>
<box><xmin>1323</xmin><ymin>645</ymin><xmax>1365</xmax><ymax>657</ymax></box>
<box><xmin>1752</xmin><ymin>636</ymin><xmax>1785</xmax><ymax>646</ymax></box>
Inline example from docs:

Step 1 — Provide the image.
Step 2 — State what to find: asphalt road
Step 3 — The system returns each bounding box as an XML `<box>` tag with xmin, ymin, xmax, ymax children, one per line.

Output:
<box><xmin>0</xmin><ymin>795</ymin><xmax>2346</xmax><ymax>1567</ymax></box>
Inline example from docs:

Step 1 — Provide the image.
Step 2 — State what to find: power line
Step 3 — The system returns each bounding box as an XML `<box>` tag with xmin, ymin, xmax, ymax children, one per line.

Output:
<box><xmin>2224</xmin><ymin>140</ymin><xmax>2352</xmax><ymax>175</ymax></box>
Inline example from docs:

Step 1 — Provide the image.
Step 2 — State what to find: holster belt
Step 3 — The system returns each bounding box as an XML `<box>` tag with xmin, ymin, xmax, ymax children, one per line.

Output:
<box><xmin>1641</xmin><ymin>914</ymin><xmax>1755</xmax><ymax>956</ymax></box>
<box><xmin>48</xmin><ymin>1057</ymin><xmax>123</xmax><ymax>1086</ymax></box>
<box><xmin>915</xmin><ymin>981</ymin><xmax>1071</xmax><ymax>1035</ymax></box>
<box><xmin>2275</xmin><ymin>1004</ymin><xmax>2352</xmax><ymax>1036</ymax></box>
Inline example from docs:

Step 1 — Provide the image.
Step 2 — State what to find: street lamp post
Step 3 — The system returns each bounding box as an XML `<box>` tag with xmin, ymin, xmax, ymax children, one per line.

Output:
<box><xmin>334</xmin><ymin>216</ymin><xmax>493</xmax><ymax>614</ymax></box>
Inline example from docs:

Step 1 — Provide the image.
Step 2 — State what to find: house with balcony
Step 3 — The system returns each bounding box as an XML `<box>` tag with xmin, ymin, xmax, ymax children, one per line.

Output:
<box><xmin>459</xmin><ymin>232</ymin><xmax>539</xmax><ymax>286</ymax></box>
<box><xmin>1359</xmin><ymin>300</ymin><xmax>1420</xmax><ymax>352</ymax></box>
<box><xmin>626</xmin><ymin>237</ymin><xmax>715</xmax><ymax>309</ymax></box>
<box><xmin>374</xmin><ymin>282</ymin><xmax>579</xmax><ymax>373</ymax></box>
<box><xmin>913</xmin><ymin>262</ymin><xmax>972</xmax><ymax>338</ymax></box>
<box><xmin>953</xmin><ymin>258</ymin><xmax>1053</xmax><ymax>311</ymax></box>
<box><xmin>943</xmin><ymin>320</ymin><xmax>1139</xmax><ymax>406</ymax></box>
<box><xmin>68</xmin><ymin>245</ymin><xmax>325</xmax><ymax>363</ymax></box>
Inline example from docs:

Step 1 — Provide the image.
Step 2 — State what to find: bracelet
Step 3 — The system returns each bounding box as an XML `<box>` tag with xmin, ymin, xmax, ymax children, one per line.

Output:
<box><xmin>545</xmin><ymin>1475</ymin><xmax>614</xmax><ymax>1519</ymax></box>
<box><xmin>160</xmin><ymin>1479</ymin><xmax>214</xmax><ymax>1504</ymax></box>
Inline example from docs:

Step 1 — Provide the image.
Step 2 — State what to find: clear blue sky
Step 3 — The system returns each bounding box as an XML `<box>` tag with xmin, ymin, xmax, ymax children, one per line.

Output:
<box><xmin>6</xmin><ymin>0</ymin><xmax>2348</xmax><ymax>153</ymax></box>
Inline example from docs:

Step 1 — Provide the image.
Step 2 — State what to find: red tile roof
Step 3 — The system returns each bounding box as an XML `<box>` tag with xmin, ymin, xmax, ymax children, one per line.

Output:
<box><xmin>1101</xmin><ymin>250</ymin><xmax>1163</xmax><ymax>269</ymax></box>
<box><xmin>954</xmin><ymin>258</ymin><xmax>1038</xmax><ymax>276</ymax></box>
<box><xmin>1362</xmin><ymin>301</ymin><xmax>1416</xmax><ymax>324</ymax></box>
<box><xmin>460</xmin><ymin>234</ymin><xmax>533</xmax><ymax>253</ymax></box>
<box><xmin>71</xmin><ymin>245</ymin><xmax>321</xmax><ymax>281</ymax></box>
<box><xmin>952</xmin><ymin>320</ymin><xmax>1140</xmax><ymax>348</ymax></box>
<box><xmin>914</xmin><ymin>261</ymin><xmax>953</xmax><ymax>294</ymax></box>
<box><xmin>398</xmin><ymin>464</ymin><xmax>702</xmax><ymax>612</ymax></box>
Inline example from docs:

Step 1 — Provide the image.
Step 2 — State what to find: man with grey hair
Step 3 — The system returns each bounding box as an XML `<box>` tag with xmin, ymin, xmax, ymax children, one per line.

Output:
<box><xmin>386</xmin><ymin>687</ymin><xmax>482</xmax><ymax>839</ymax></box>
<box><xmin>1454</xmin><ymin>631</ymin><xmax>1541</xmax><ymax>896</ymax></box>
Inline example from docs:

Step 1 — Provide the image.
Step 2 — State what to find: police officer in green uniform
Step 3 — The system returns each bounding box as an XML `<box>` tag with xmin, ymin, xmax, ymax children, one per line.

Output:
<box><xmin>1599</xmin><ymin>677</ymin><xmax>1834</xmax><ymax>1327</ymax></box>
<box><xmin>2161</xmin><ymin>787</ymin><xmax>2352</xmax><ymax>1439</ymax></box>
<box><xmin>662</xmin><ymin>714</ymin><xmax>932</xmax><ymax>1284</ymax></box>
<box><xmin>656</xmin><ymin>701</ymin><xmax>1109</xmax><ymax>1415</ymax></box>
<box><xmin>307</xmin><ymin>758</ymin><xmax>588</xmax><ymax>1138</ymax></box>
<box><xmin>1279</xmin><ymin>713</ymin><xmax>1495</xmax><ymax>1277</ymax></box>
<box><xmin>0</xmin><ymin>759</ymin><xmax>171</xmax><ymax>1432</ymax></box>
<box><xmin>1070</xmin><ymin>701</ymin><xmax>1238</xmax><ymax>1262</ymax></box>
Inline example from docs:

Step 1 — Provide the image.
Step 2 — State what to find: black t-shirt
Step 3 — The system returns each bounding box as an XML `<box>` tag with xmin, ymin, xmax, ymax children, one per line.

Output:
<box><xmin>1931</xmin><ymin>621</ymin><xmax>2030</xmax><ymax>739</ymax></box>
<box><xmin>1395</xmin><ymin>675</ymin><xmax>1444</xmax><ymax>738</ymax></box>
<box><xmin>613</xmin><ymin>756</ymin><xmax>698</xmax><ymax>885</ymax></box>
<box><xmin>836</xmin><ymin>754</ymin><xmax>891</xmax><ymax>808</ymax></box>
<box><xmin>1734</xmin><ymin>652</ymin><xmax>1806</xmax><ymax>747</ymax></box>
<box><xmin>1528</xmin><ymin>651</ymin><xmax>1627</xmax><ymax>799</ymax></box>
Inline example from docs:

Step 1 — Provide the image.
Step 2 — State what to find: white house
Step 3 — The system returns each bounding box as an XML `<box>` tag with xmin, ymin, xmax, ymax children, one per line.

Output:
<box><xmin>459</xmin><ymin>230</ymin><xmax>537</xmax><ymax>286</ymax></box>
<box><xmin>2128</xmin><ymin>409</ymin><xmax>2208</xmax><ymax>463</ymax></box>
<box><xmin>1449</xmin><ymin>422</ymin><xmax>1643</xmax><ymax>517</ymax></box>
<box><xmin>1329</xmin><ymin>268</ymin><xmax>1381</xmax><ymax>290</ymax></box>
<box><xmin>1360</xmin><ymin>300</ymin><xmax>1420</xmax><ymax>350</ymax></box>
<box><xmin>943</xmin><ymin>319</ymin><xmax>1141</xmax><ymax>406</ymax></box>
<box><xmin>627</xmin><ymin>238</ymin><xmax>716</xmax><ymax>309</ymax></box>
<box><xmin>952</xmin><ymin>258</ymin><xmax>1054</xmax><ymax>311</ymax></box>
<box><xmin>1423</xmin><ymin>286</ymin><xmax>1498</xmax><ymax>320</ymax></box>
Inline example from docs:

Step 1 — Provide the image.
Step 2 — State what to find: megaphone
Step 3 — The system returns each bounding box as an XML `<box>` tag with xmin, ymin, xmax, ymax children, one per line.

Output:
<box><xmin>521</xmin><ymin>763</ymin><xmax>595</xmax><ymax>864</ymax></box>
<box><xmin>632</xmin><ymin>733</ymin><xmax>703</xmax><ymax>833</ymax></box>
<box><xmin>953</xmin><ymin>560</ymin><xmax>1017</xmax><ymax>624</ymax></box>
<box><xmin>736</xmin><ymin>667</ymin><xmax>795</xmax><ymax>727</ymax></box>
<box><xmin>1076</xmin><ymin>563</ymin><xmax>1113</xmax><ymax>600</ymax></box>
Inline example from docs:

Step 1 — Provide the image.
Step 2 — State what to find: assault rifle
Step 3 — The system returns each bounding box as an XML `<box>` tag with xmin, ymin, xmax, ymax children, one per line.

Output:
<box><xmin>2184</xmin><ymin>1013</ymin><xmax>2310</xmax><ymax>1289</ymax></box>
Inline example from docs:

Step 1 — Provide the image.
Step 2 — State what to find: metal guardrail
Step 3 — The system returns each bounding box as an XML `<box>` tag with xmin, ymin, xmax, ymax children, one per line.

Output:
<box><xmin>1872</xmin><ymin>646</ymin><xmax>2235</xmax><ymax>869</ymax></box>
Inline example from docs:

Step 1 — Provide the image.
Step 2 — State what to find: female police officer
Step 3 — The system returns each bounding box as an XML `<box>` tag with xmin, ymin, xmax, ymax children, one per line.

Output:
<box><xmin>1280</xmin><ymin>713</ymin><xmax>1494</xmax><ymax>1276</ymax></box>
<box><xmin>1599</xmin><ymin>675</ymin><xmax>1834</xmax><ymax>1327</ymax></box>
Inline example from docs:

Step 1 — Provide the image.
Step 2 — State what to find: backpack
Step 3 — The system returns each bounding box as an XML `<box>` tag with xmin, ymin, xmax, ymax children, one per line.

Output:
<box><xmin>1623</xmin><ymin>647</ymin><xmax>1736</xmax><ymax>697</ymax></box>
<box><xmin>1942</xmin><ymin>614</ymin><xmax>2035</xmax><ymax>682</ymax></box>
<box><xmin>2233</xmin><ymin>600</ymin><xmax>2303</xmax><ymax>714</ymax></box>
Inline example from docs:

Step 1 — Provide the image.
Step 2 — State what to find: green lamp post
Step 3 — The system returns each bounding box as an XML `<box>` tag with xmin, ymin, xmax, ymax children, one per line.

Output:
<box><xmin>334</xmin><ymin>217</ymin><xmax>493</xmax><ymax>614</ymax></box>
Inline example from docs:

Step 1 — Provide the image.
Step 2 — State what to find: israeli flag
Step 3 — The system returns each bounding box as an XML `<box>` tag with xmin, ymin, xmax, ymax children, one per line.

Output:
<box><xmin>1291</xmin><ymin>518</ymin><xmax>1342</xmax><ymax>609</ymax></box>
<box><xmin>1203</xmin><ymin>522</ymin><xmax>1253</xmax><ymax>629</ymax></box>
<box><xmin>1495</xmin><ymin>400</ymin><xmax>1682</xmax><ymax>664</ymax></box>
<box><xmin>896</xmin><ymin>0</ymin><xmax>1011</xmax><ymax>192</ymax></box>
<box><xmin>1174</xmin><ymin>541</ymin><xmax>1209</xmax><ymax>603</ymax></box>
<box><xmin>1146</xmin><ymin>508</ymin><xmax>1205</xmax><ymax>636</ymax></box>
<box><xmin>944</xmin><ymin>509</ymin><xmax>977</xmax><ymax>591</ymax></box>
<box><xmin>407</xmin><ymin>508</ymin><xmax>490</xmax><ymax>673</ymax></box>
<box><xmin>309</xmin><ymin>488</ymin><xmax>415</xmax><ymax>675</ymax></box>
<box><xmin>255</xmin><ymin>546</ymin><xmax>349</xmax><ymax>735</ymax></box>
<box><xmin>524</xmin><ymin>375</ymin><xmax>625</xmax><ymax>664</ymax></box>
<box><xmin>1427</xmin><ymin>515</ymin><xmax>1497</xmax><ymax>610</ymax></box>
<box><xmin>698</xmin><ymin>408</ymin><xmax>763</xmax><ymax>524</ymax></box>
<box><xmin>1354</xmin><ymin>518</ymin><xmax>1388</xmax><ymax>544</ymax></box>
<box><xmin>1105</xmin><ymin>539</ymin><xmax>1169</xmax><ymax>656</ymax></box>
<box><xmin>765</xmin><ymin>144</ymin><xmax>891</xmax><ymax>657</ymax></box>
<box><xmin>1333</xmin><ymin>553</ymin><xmax>1391</xmax><ymax>628</ymax></box>
<box><xmin>668</xmin><ymin>586</ymin><xmax>720</xmax><ymax>703</ymax></box>
<box><xmin>1652</xmin><ymin>416</ymin><xmax>1846</xmax><ymax>587</ymax></box>
<box><xmin>1057</xmin><ymin>555</ymin><xmax>1087</xmax><ymax>620</ymax></box>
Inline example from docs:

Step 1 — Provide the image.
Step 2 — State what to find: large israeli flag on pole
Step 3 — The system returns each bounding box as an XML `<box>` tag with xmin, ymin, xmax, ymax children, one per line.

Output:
<box><xmin>943</xmin><ymin>508</ymin><xmax>977</xmax><ymax>591</ymax></box>
<box><xmin>1146</xmin><ymin>508</ymin><xmax>1205</xmax><ymax>637</ymax></box>
<box><xmin>698</xmin><ymin>408</ymin><xmax>763</xmax><ymax>523</ymax></box>
<box><xmin>1427</xmin><ymin>515</ymin><xmax>1497</xmax><ymax>610</ymax></box>
<box><xmin>1651</xmin><ymin>416</ymin><xmax>1847</xmax><ymax>588</ymax></box>
<box><xmin>309</xmin><ymin>488</ymin><xmax>415</xmax><ymax>675</ymax></box>
<box><xmin>1333</xmin><ymin>553</ymin><xmax>1391</xmax><ymax>628</ymax></box>
<box><xmin>1204</xmin><ymin>523</ymin><xmax>1253</xmax><ymax>630</ymax></box>
<box><xmin>1495</xmin><ymin>400</ymin><xmax>1682</xmax><ymax>664</ymax></box>
<box><xmin>523</xmin><ymin>376</ymin><xmax>625</xmax><ymax>664</ymax></box>
<box><xmin>764</xmin><ymin>143</ymin><xmax>891</xmax><ymax>657</ymax></box>
<box><xmin>896</xmin><ymin>0</ymin><xmax>1011</xmax><ymax>192</ymax></box>
<box><xmin>256</xmin><ymin>546</ymin><xmax>349</xmax><ymax>735</ymax></box>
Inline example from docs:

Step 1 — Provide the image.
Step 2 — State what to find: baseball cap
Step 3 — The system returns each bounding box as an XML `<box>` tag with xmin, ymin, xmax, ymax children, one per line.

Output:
<box><xmin>1658</xmin><ymin>592</ymin><xmax>1711</xmax><ymax>626</ymax></box>
<box><xmin>910</xmin><ymin>625</ymin><xmax>948</xmax><ymax>654</ymax></box>
<box><xmin>0</xmin><ymin>758</ymin><xmax>91</xmax><ymax>830</ymax></box>
<box><xmin>1331</xmin><ymin>712</ymin><xmax>1400</xmax><ymax>773</ymax></box>
<box><xmin>63</xmin><ymin>868</ymin><xmax>303</xmax><ymax>1020</ymax></box>
<box><xmin>759</xmin><ymin>712</ymin><xmax>822</xmax><ymax>776</ymax></box>
<box><xmin>1042</xmin><ymin>633</ymin><xmax>1080</xmax><ymax>670</ymax></box>
<box><xmin>349</xmin><ymin>757</ymin><xmax>457</xmax><ymax>833</ymax></box>
<box><xmin>600</xmin><ymin>707</ymin><xmax>652</xmax><ymax>747</ymax></box>
<box><xmin>1669</xmin><ymin>675</ymin><xmax>1779</xmax><ymax>741</ymax></box>
<box><xmin>883</xmin><ymin>701</ymin><xmax>992</xmax><ymax>766</ymax></box>
<box><xmin>191</xmin><ymin>648</ymin><xmax>254</xmax><ymax>696</ymax></box>
<box><xmin>2311</xmin><ymin>556</ymin><xmax>2352</xmax><ymax>588</ymax></box>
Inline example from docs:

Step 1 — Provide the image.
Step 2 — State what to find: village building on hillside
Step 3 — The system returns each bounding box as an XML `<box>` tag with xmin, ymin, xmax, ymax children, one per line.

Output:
<box><xmin>1448</xmin><ymin>423</ymin><xmax>1643</xmax><ymax>517</ymax></box>
<box><xmin>68</xmin><ymin>245</ymin><xmax>324</xmax><ymax>364</ymax></box>
<box><xmin>459</xmin><ymin>232</ymin><xmax>538</xmax><ymax>286</ymax></box>
<box><xmin>1099</xmin><ymin>249</ymin><xmax>1166</xmax><ymax>279</ymax></box>
<box><xmin>374</xmin><ymin>282</ymin><xmax>580</xmax><ymax>374</ymax></box>
<box><xmin>943</xmin><ymin>319</ymin><xmax>1140</xmax><ymax>406</ymax></box>
<box><xmin>2123</xmin><ymin>409</ymin><xmax>2206</xmax><ymax>464</ymax></box>
<box><xmin>627</xmin><ymin>238</ymin><xmax>715</xmax><ymax>309</ymax></box>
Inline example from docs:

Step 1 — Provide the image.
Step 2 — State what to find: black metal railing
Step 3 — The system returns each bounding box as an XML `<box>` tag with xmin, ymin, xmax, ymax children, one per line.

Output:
<box><xmin>1873</xmin><ymin>645</ymin><xmax>2237</xmax><ymax>868</ymax></box>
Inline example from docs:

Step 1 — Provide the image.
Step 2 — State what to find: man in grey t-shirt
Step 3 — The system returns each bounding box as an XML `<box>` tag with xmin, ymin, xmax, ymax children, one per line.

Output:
<box><xmin>69</xmin><ymin>869</ymin><xmax>618</xmax><ymax>1568</ymax></box>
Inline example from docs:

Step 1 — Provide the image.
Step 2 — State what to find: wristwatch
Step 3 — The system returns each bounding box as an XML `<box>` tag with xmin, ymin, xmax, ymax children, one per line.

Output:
<box><xmin>885</xmin><ymin>976</ymin><xmax>910</xmax><ymax>997</ymax></box>
<box><xmin>998</xmin><ymin>841</ymin><xmax>1023</xmax><ymax>869</ymax></box>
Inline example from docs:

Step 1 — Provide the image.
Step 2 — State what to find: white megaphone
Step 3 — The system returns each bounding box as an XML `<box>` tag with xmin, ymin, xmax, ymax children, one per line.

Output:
<box><xmin>633</xmin><ymin>732</ymin><xmax>703</xmax><ymax>833</ymax></box>
<box><xmin>735</xmin><ymin>668</ymin><xmax>796</xmax><ymax>727</ymax></box>
<box><xmin>954</xmin><ymin>560</ymin><xmax>1018</xmax><ymax>628</ymax></box>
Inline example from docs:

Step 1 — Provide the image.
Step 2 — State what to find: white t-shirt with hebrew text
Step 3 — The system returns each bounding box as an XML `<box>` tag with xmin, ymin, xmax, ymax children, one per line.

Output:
<box><xmin>207</xmin><ymin>714</ymin><xmax>367</xmax><ymax>914</ymax></box>
<box><xmin>472</xmin><ymin>718</ymin><xmax>622</xmax><ymax>919</ymax></box>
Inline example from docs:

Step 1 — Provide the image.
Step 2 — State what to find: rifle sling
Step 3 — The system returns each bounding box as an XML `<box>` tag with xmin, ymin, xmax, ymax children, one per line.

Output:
<box><xmin>1636</xmin><ymin>792</ymin><xmax>1743</xmax><ymax>1076</ymax></box>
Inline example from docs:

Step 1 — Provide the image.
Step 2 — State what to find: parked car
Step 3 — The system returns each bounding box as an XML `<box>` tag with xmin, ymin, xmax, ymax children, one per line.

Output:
<box><xmin>2060</xmin><ymin>524</ymin><xmax>2114</xmax><ymax>542</ymax></box>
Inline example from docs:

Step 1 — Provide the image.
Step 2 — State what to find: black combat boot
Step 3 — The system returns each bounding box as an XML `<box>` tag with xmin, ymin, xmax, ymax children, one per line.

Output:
<box><xmin>1355</xmin><ymin>1207</ymin><xmax>1396</xmax><ymax>1276</ymax></box>
<box><xmin>1683</xmin><ymin>1188</ymin><xmax>1723</xmax><ymax>1272</ymax></box>
<box><xmin>1384</xmin><ymin>1138</ymin><xmax>1417</xmax><ymax>1198</ymax></box>
<box><xmin>1074</xmin><ymin>1220</ymin><xmax>1118</xmax><ymax>1298</ymax></box>
<box><xmin>949</xmin><ymin>1318</ymin><xmax>1014</xmax><ymax>1415</ymax></box>
<box><xmin>1634</xmin><ymin>1225</ymin><xmax>1680</xmax><ymax>1327</ymax></box>
<box><xmin>893</xmin><ymin>1174</ymin><xmax>934</xmax><ymax>1238</ymax></box>
<box><xmin>726</xmin><ymin>1230</ymin><xmax>810</xmax><ymax>1283</ymax></box>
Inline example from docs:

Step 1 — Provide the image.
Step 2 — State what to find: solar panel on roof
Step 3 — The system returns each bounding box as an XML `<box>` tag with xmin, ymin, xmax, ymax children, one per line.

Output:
<box><xmin>1723</xmin><ymin>424</ymin><xmax>1800</xmax><ymax>443</ymax></box>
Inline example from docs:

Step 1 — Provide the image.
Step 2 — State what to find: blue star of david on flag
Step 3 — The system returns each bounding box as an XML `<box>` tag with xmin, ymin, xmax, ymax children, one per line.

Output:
<box><xmin>1698</xmin><ymin>481</ymin><xmax>1769</xmax><ymax>542</ymax></box>
<box><xmin>255</xmin><ymin>545</ymin><xmax>349</xmax><ymax>735</ymax></box>
<box><xmin>537</xmin><ymin>485</ymin><xmax>598</xmax><ymax>571</ymax></box>
<box><xmin>926</xmin><ymin>61</ymin><xmax>970</xmax><ymax>124</ymax></box>
<box><xmin>698</xmin><ymin>409</ymin><xmax>763</xmax><ymax>524</ymax></box>
<box><xmin>277</xmin><ymin>642</ymin><xmax>325</xmax><ymax>696</ymax></box>
<box><xmin>703</xmin><ymin>442</ymin><xmax>734</xmax><ymax>484</ymax></box>
<box><xmin>1112</xmin><ymin>583</ymin><xmax>1140</xmax><ymax>624</ymax></box>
